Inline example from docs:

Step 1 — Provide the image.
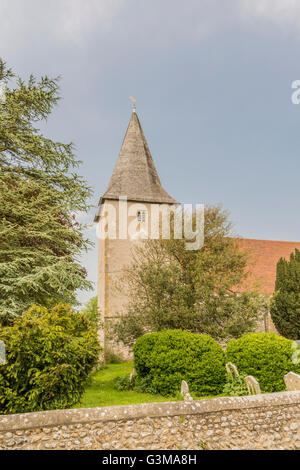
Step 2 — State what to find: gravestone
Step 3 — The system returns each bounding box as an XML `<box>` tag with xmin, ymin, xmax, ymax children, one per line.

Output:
<box><xmin>181</xmin><ymin>380</ymin><xmax>193</xmax><ymax>402</ymax></box>
<box><xmin>245</xmin><ymin>376</ymin><xmax>261</xmax><ymax>395</ymax></box>
<box><xmin>226</xmin><ymin>362</ymin><xmax>239</xmax><ymax>379</ymax></box>
<box><xmin>0</xmin><ymin>341</ymin><xmax>5</xmax><ymax>365</ymax></box>
<box><xmin>284</xmin><ymin>372</ymin><xmax>300</xmax><ymax>391</ymax></box>
<box><xmin>130</xmin><ymin>369</ymin><xmax>136</xmax><ymax>382</ymax></box>
<box><xmin>292</xmin><ymin>341</ymin><xmax>300</xmax><ymax>365</ymax></box>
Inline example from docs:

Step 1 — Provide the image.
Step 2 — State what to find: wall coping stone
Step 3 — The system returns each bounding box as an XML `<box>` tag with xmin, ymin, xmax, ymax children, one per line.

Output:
<box><xmin>1</xmin><ymin>391</ymin><xmax>300</xmax><ymax>432</ymax></box>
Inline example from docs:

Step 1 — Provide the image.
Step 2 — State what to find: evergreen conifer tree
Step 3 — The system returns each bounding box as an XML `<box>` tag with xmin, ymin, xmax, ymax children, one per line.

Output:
<box><xmin>270</xmin><ymin>249</ymin><xmax>300</xmax><ymax>339</ymax></box>
<box><xmin>0</xmin><ymin>59</ymin><xmax>92</xmax><ymax>325</ymax></box>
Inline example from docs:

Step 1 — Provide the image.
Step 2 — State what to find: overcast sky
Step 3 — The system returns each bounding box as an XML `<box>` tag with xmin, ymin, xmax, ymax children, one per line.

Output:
<box><xmin>2</xmin><ymin>0</ymin><xmax>300</xmax><ymax>304</ymax></box>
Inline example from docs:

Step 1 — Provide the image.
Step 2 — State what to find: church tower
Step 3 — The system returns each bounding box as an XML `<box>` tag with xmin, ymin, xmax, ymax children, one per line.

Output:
<box><xmin>94</xmin><ymin>107</ymin><xmax>177</xmax><ymax>357</ymax></box>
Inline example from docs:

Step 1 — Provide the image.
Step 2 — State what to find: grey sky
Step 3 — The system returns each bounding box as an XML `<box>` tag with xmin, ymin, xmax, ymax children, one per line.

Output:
<box><xmin>2</xmin><ymin>0</ymin><xmax>300</xmax><ymax>305</ymax></box>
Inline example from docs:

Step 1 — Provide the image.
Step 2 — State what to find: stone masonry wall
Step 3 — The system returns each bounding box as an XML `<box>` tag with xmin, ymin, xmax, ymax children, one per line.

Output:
<box><xmin>1</xmin><ymin>392</ymin><xmax>300</xmax><ymax>450</ymax></box>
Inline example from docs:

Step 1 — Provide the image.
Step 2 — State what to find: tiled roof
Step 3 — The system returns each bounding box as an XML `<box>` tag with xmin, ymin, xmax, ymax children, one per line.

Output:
<box><xmin>235</xmin><ymin>238</ymin><xmax>300</xmax><ymax>295</ymax></box>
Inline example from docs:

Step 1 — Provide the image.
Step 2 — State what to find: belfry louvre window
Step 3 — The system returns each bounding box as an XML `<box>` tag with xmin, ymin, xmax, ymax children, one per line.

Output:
<box><xmin>137</xmin><ymin>210</ymin><xmax>146</xmax><ymax>223</ymax></box>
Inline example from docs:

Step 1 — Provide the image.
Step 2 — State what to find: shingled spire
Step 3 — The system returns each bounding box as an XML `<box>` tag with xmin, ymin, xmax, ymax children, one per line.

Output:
<box><xmin>95</xmin><ymin>110</ymin><xmax>177</xmax><ymax>221</ymax></box>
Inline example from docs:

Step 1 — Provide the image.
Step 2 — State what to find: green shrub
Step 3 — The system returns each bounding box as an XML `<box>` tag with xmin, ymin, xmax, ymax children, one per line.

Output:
<box><xmin>135</xmin><ymin>376</ymin><xmax>159</xmax><ymax>395</ymax></box>
<box><xmin>226</xmin><ymin>332</ymin><xmax>300</xmax><ymax>393</ymax></box>
<box><xmin>113</xmin><ymin>374</ymin><xmax>159</xmax><ymax>394</ymax></box>
<box><xmin>113</xmin><ymin>374</ymin><xmax>158</xmax><ymax>395</ymax></box>
<box><xmin>105</xmin><ymin>347</ymin><xmax>126</xmax><ymax>365</ymax></box>
<box><xmin>134</xmin><ymin>330</ymin><xmax>226</xmax><ymax>397</ymax></box>
<box><xmin>81</xmin><ymin>296</ymin><xmax>99</xmax><ymax>326</ymax></box>
<box><xmin>0</xmin><ymin>303</ymin><xmax>100</xmax><ymax>414</ymax></box>
<box><xmin>223</xmin><ymin>372</ymin><xmax>248</xmax><ymax>397</ymax></box>
<box><xmin>113</xmin><ymin>374</ymin><xmax>135</xmax><ymax>391</ymax></box>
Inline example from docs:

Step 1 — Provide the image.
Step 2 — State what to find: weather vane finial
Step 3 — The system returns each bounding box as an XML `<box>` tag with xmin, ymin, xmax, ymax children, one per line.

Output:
<box><xmin>130</xmin><ymin>96</ymin><xmax>137</xmax><ymax>112</ymax></box>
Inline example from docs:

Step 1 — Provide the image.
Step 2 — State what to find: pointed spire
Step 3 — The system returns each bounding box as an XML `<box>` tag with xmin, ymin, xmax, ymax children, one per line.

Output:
<box><xmin>95</xmin><ymin>111</ymin><xmax>177</xmax><ymax>221</ymax></box>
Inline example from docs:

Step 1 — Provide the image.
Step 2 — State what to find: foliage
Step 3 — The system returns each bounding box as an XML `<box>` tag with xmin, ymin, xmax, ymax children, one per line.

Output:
<box><xmin>81</xmin><ymin>298</ymin><xmax>127</xmax><ymax>365</ymax></box>
<box><xmin>89</xmin><ymin>291</ymin><xmax>124</xmax><ymax>364</ymax></box>
<box><xmin>76</xmin><ymin>362</ymin><xmax>177</xmax><ymax>409</ymax></box>
<box><xmin>113</xmin><ymin>373</ymin><xmax>159</xmax><ymax>394</ymax></box>
<box><xmin>135</xmin><ymin>375</ymin><xmax>159</xmax><ymax>394</ymax></box>
<box><xmin>113</xmin><ymin>374</ymin><xmax>135</xmax><ymax>391</ymax></box>
<box><xmin>195</xmin><ymin>291</ymin><xmax>268</xmax><ymax>341</ymax></box>
<box><xmin>113</xmin><ymin>206</ymin><xmax>266</xmax><ymax>346</ymax></box>
<box><xmin>0</xmin><ymin>303</ymin><xmax>100</xmax><ymax>414</ymax></box>
<box><xmin>81</xmin><ymin>297</ymin><xmax>99</xmax><ymax>326</ymax></box>
<box><xmin>270</xmin><ymin>249</ymin><xmax>300</xmax><ymax>339</ymax></box>
<box><xmin>134</xmin><ymin>330</ymin><xmax>226</xmax><ymax>397</ymax></box>
<box><xmin>104</xmin><ymin>347</ymin><xmax>126</xmax><ymax>365</ymax></box>
<box><xmin>0</xmin><ymin>59</ymin><xmax>92</xmax><ymax>325</ymax></box>
<box><xmin>0</xmin><ymin>172</ymin><xmax>92</xmax><ymax>325</ymax></box>
<box><xmin>0</xmin><ymin>59</ymin><xmax>90</xmax><ymax>207</ymax></box>
<box><xmin>226</xmin><ymin>332</ymin><xmax>300</xmax><ymax>393</ymax></box>
<box><xmin>223</xmin><ymin>372</ymin><xmax>248</xmax><ymax>397</ymax></box>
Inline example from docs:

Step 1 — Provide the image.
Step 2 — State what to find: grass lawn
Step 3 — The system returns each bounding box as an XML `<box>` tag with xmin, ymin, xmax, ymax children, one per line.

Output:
<box><xmin>76</xmin><ymin>362</ymin><xmax>178</xmax><ymax>408</ymax></box>
<box><xmin>76</xmin><ymin>362</ymin><xmax>224</xmax><ymax>409</ymax></box>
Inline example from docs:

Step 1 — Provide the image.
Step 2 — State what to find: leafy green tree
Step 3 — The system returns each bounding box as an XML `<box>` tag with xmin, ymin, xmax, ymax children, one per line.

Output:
<box><xmin>113</xmin><ymin>206</ymin><xmax>267</xmax><ymax>346</ymax></box>
<box><xmin>81</xmin><ymin>296</ymin><xmax>99</xmax><ymax>326</ymax></box>
<box><xmin>0</xmin><ymin>60</ymin><xmax>92</xmax><ymax>324</ymax></box>
<box><xmin>270</xmin><ymin>249</ymin><xmax>300</xmax><ymax>339</ymax></box>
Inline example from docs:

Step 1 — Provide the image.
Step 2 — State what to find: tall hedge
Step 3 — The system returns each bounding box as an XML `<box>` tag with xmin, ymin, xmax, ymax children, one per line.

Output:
<box><xmin>0</xmin><ymin>303</ymin><xmax>100</xmax><ymax>414</ymax></box>
<box><xmin>134</xmin><ymin>330</ymin><xmax>226</xmax><ymax>397</ymax></box>
<box><xmin>270</xmin><ymin>250</ymin><xmax>300</xmax><ymax>339</ymax></box>
<box><xmin>226</xmin><ymin>332</ymin><xmax>300</xmax><ymax>393</ymax></box>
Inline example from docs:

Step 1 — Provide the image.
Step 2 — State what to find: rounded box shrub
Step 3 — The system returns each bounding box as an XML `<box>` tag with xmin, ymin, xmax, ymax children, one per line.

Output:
<box><xmin>134</xmin><ymin>330</ymin><xmax>226</xmax><ymax>397</ymax></box>
<box><xmin>226</xmin><ymin>332</ymin><xmax>300</xmax><ymax>393</ymax></box>
<box><xmin>0</xmin><ymin>303</ymin><xmax>100</xmax><ymax>414</ymax></box>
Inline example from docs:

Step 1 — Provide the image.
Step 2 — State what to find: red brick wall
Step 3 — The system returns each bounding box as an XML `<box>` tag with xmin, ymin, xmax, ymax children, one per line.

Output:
<box><xmin>235</xmin><ymin>238</ymin><xmax>300</xmax><ymax>295</ymax></box>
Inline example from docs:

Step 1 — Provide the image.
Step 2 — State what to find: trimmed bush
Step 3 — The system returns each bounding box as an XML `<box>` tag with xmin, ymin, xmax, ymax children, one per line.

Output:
<box><xmin>134</xmin><ymin>330</ymin><xmax>226</xmax><ymax>397</ymax></box>
<box><xmin>0</xmin><ymin>303</ymin><xmax>100</xmax><ymax>414</ymax></box>
<box><xmin>226</xmin><ymin>332</ymin><xmax>300</xmax><ymax>393</ymax></box>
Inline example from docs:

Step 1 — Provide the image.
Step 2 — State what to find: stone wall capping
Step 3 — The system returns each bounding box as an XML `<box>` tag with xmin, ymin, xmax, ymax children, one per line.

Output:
<box><xmin>1</xmin><ymin>391</ymin><xmax>300</xmax><ymax>433</ymax></box>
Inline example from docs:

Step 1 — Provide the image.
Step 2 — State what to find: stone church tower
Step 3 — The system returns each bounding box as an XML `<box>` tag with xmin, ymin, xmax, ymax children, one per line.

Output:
<box><xmin>94</xmin><ymin>107</ymin><xmax>177</xmax><ymax>356</ymax></box>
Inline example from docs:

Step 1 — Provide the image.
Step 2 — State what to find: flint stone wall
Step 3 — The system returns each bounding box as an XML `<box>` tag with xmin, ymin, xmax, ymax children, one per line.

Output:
<box><xmin>1</xmin><ymin>391</ymin><xmax>300</xmax><ymax>450</ymax></box>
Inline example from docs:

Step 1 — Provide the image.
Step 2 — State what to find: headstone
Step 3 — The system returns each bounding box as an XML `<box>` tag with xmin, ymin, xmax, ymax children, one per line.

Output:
<box><xmin>130</xmin><ymin>368</ymin><xmax>136</xmax><ymax>382</ymax></box>
<box><xmin>284</xmin><ymin>372</ymin><xmax>300</xmax><ymax>391</ymax></box>
<box><xmin>0</xmin><ymin>341</ymin><xmax>5</xmax><ymax>365</ymax></box>
<box><xmin>226</xmin><ymin>362</ymin><xmax>239</xmax><ymax>379</ymax></box>
<box><xmin>181</xmin><ymin>380</ymin><xmax>193</xmax><ymax>401</ymax></box>
<box><xmin>245</xmin><ymin>376</ymin><xmax>261</xmax><ymax>395</ymax></box>
<box><xmin>292</xmin><ymin>341</ymin><xmax>300</xmax><ymax>365</ymax></box>
<box><xmin>181</xmin><ymin>380</ymin><xmax>189</xmax><ymax>396</ymax></box>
